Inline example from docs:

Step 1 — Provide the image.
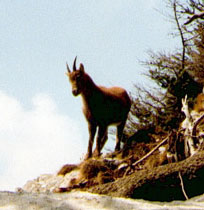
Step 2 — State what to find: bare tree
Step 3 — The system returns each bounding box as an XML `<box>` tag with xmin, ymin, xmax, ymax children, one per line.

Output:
<box><xmin>125</xmin><ymin>0</ymin><xmax>204</xmax><ymax>143</ymax></box>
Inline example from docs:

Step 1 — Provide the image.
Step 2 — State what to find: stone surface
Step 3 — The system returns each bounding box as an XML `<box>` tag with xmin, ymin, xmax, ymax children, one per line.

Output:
<box><xmin>1</xmin><ymin>191</ymin><xmax>204</xmax><ymax>210</ymax></box>
<box><xmin>21</xmin><ymin>170</ymin><xmax>79</xmax><ymax>193</ymax></box>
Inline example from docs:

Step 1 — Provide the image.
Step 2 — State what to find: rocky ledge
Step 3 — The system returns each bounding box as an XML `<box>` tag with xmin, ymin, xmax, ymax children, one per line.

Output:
<box><xmin>1</xmin><ymin>191</ymin><xmax>204</xmax><ymax>210</ymax></box>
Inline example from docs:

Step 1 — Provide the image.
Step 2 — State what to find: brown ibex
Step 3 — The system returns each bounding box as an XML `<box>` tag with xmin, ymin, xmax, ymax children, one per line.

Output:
<box><xmin>193</xmin><ymin>92</ymin><xmax>204</xmax><ymax>113</ymax></box>
<box><xmin>66</xmin><ymin>57</ymin><xmax>131</xmax><ymax>159</ymax></box>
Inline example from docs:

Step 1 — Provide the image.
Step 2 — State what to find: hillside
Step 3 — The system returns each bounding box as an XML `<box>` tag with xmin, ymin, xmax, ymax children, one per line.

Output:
<box><xmin>1</xmin><ymin>191</ymin><xmax>204</xmax><ymax>210</ymax></box>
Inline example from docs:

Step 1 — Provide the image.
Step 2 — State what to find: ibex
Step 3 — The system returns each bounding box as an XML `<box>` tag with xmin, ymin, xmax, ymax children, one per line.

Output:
<box><xmin>193</xmin><ymin>92</ymin><xmax>204</xmax><ymax>113</ymax></box>
<box><xmin>66</xmin><ymin>57</ymin><xmax>131</xmax><ymax>159</ymax></box>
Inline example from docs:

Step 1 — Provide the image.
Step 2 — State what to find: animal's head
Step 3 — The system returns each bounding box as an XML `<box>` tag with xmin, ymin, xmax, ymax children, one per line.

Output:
<box><xmin>66</xmin><ymin>57</ymin><xmax>85</xmax><ymax>96</ymax></box>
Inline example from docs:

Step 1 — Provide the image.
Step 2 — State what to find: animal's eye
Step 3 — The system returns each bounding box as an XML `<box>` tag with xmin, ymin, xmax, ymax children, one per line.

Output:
<box><xmin>76</xmin><ymin>75</ymin><xmax>81</xmax><ymax>81</ymax></box>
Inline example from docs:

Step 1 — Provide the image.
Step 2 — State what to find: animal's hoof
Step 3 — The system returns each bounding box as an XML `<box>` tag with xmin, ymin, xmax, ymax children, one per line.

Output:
<box><xmin>53</xmin><ymin>187</ymin><xmax>68</xmax><ymax>193</ymax></box>
<box><xmin>93</xmin><ymin>149</ymin><xmax>101</xmax><ymax>157</ymax></box>
<box><xmin>115</xmin><ymin>146</ymin><xmax>120</xmax><ymax>151</ymax></box>
<box><xmin>84</xmin><ymin>153</ymin><xmax>91</xmax><ymax>160</ymax></box>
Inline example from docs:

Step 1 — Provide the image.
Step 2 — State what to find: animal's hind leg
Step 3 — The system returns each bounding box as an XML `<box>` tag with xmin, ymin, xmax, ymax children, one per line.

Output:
<box><xmin>99</xmin><ymin>128</ymin><xmax>108</xmax><ymax>152</ymax></box>
<box><xmin>115</xmin><ymin>122</ymin><xmax>126</xmax><ymax>151</ymax></box>
<box><xmin>93</xmin><ymin>126</ymin><xmax>107</xmax><ymax>157</ymax></box>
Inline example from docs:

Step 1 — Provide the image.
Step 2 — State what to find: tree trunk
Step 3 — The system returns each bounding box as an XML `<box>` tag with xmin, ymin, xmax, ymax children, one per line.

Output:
<box><xmin>87</xmin><ymin>150</ymin><xmax>204</xmax><ymax>201</ymax></box>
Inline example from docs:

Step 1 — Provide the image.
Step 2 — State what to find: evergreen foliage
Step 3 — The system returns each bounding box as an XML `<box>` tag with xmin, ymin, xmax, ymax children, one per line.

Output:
<box><xmin>125</xmin><ymin>0</ymin><xmax>204</xmax><ymax>140</ymax></box>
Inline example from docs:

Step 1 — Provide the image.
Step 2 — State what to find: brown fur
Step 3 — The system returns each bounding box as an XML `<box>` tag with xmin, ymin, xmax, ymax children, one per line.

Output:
<box><xmin>66</xmin><ymin>58</ymin><xmax>131</xmax><ymax>159</ymax></box>
<box><xmin>144</xmin><ymin>150</ymin><xmax>168</xmax><ymax>169</ymax></box>
<box><xmin>58</xmin><ymin>159</ymin><xmax>114</xmax><ymax>191</ymax></box>
<box><xmin>57</xmin><ymin>164</ymin><xmax>78</xmax><ymax>176</ymax></box>
<box><xmin>194</xmin><ymin>93</ymin><xmax>204</xmax><ymax>112</ymax></box>
<box><xmin>78</xmin><ymin>159</ymin><xmax>109</xmax><ymax>180</ymax></box>
<box><xmin>96</xmin><ymin>171</ymin><xmax>114</xmax><ymax>184</ymax></box>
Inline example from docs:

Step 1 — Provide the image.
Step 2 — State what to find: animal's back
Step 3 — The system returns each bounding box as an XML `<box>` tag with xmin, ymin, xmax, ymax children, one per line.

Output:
<box><xmin>88</xmin><ymin>86</ymin><xmax>131</xmax><ymax>125</ymax></box>
<box><xmin>99</xmin><ymin>86</ymin><xmax>130</xmax><ymax>105</ymax></box>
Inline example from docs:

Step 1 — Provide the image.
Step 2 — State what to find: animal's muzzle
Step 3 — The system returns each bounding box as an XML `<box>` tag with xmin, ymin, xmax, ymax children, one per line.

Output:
<box><xmin>72</xmin><ymin>89</ymin><xmax>79</xmax><ymax>96</ymax></box>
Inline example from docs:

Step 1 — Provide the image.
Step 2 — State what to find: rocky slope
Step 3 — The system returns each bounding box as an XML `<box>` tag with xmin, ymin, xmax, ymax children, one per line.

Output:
<box><xmin>2</xmin><ymin>152</ymin><xmax>204</xmax><ymax>209</ymax></box>
<box><xmin>1</xmin><ymin>191</ymin><xmax>204</xmax><ymax>210</ymax></box>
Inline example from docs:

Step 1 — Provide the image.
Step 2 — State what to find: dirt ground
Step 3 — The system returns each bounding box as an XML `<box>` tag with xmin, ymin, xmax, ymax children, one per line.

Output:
<box><xmin>56</xmin><ymin>138</ymin><xmax>204</xmax><ymax>202</ymax></box>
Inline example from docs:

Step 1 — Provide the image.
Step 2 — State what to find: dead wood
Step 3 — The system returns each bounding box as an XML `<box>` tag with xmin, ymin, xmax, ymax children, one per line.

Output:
<box><xmin>192</xmin><ymin>113</ymin><xmax>204</xmax><ymax>144</ymax></box>
<box><xmin>184</xmin><ymin>11</ymin><xmax>204</xmax><ymax>25</ymax></box>
<box><xmin>132</xmin><ymin>136</ymin><xmax>169</xmax><ymax>167</ymax></box>
<box><xmin>178</xmin><ymin>171</ymin><xmax>189</xmax><ymax>200</ymax></box>
<box><xmin>87</xmin><ymin>150</ymin><xmax>204</xmax><ymax>201</ymax></box>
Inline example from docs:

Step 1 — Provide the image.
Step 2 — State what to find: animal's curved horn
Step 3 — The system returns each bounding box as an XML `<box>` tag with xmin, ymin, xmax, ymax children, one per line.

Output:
<box><xmin>73</xmin><ymin>56</ymin><xmax>77</xmax><ymax>71</ymax></box>
<box><xmin>66</xmin><ymin>62</ymin><xmax>71</xmax><ymax>73</ymax></box>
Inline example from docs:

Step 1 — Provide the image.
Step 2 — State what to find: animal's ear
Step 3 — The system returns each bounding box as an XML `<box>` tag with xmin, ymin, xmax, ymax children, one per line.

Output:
<box><xmin>65</xmin><ymin>72</ymin><xmax>69</xmax><ymax>77</ymax></box>
<box><xmin>79</xmin><ymin>63</ymin><xmax>85</xmax><ymax>73</ymax></box>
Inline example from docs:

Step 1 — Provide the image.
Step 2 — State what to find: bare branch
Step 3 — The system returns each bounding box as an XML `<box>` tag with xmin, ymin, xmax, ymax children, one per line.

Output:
<box><xmin>173</xmin><ymin>1</ymin><xmax>186</xmax><ymax>74</ymax></box>
<box><xmin>132</xmin><ymin>135</ymin><xmax>169</xmax><ymax>167</ymax></box>
<box><xmin>178</xmin><ymin>171</ymin><xmax>189</xmax><ymax>200</ymax></box>
<box><xmin>184</xmin><ymin>11</ymin><xmax>204</xmax><ymax>25</ymax></box>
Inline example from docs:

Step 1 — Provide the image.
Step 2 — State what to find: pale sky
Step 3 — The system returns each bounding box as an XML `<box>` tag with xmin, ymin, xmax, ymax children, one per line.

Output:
<box><xmin>0</xmin><ymin>0</ymin><xmax>180</xmax><ymax>191</ymax></box>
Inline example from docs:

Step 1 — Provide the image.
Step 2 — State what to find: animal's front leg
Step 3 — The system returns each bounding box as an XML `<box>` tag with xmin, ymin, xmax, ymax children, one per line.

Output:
<box><xmin>85</xmin><ymin>122</ymin><xmax>96</xmax><ymax>160</ymax></box>
<box><xmin>93</xmin><ymin>126</ymin><xmax>107</xmax><ymax>157</ymax></box>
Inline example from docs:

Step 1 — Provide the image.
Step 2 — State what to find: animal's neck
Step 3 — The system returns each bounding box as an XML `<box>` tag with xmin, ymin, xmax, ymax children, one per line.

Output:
<box><xmin>81</xmin><ymin>73</ymin><xmax>100</xmax><ymax>101</ymax></box>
